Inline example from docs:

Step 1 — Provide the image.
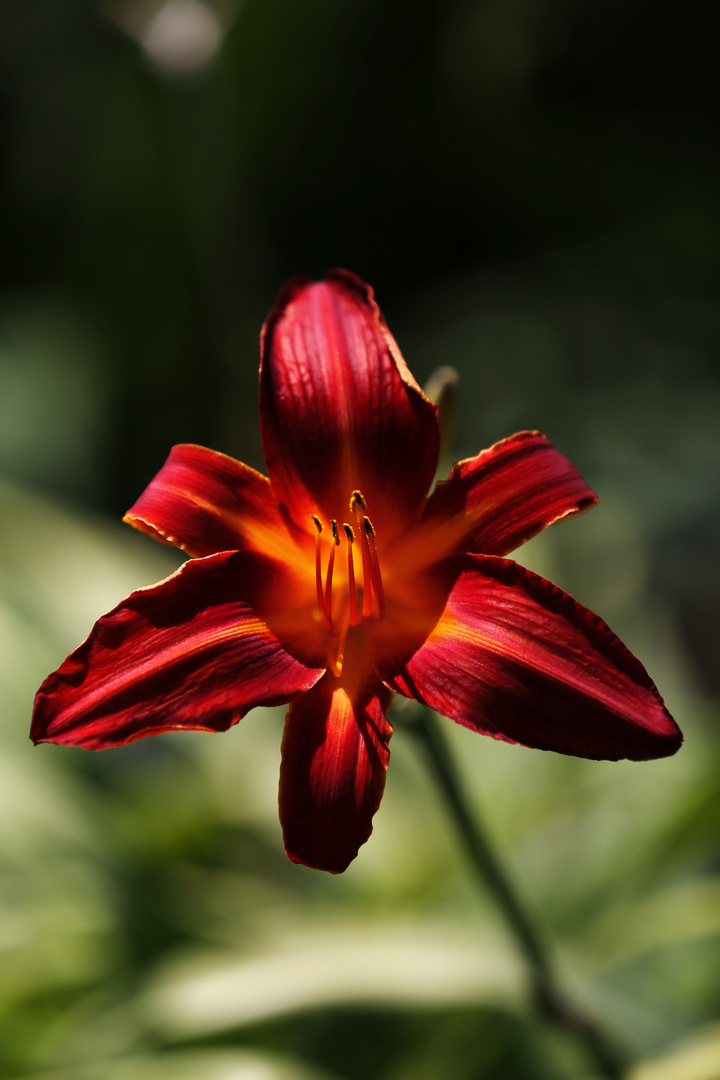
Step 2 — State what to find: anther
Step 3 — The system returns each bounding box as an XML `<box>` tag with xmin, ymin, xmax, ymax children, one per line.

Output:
<box><xmin>343</xmin><ymin>523</ymin><xmax>359</xmax><ymax>626</ymax></box>
<box><xmin>363</xmin><ymin>516</ymin><xmax>385</xmax><ymax>617</ymax></box>
<box><xmin>312</xmin><ymin>515</ymin><xmax>332</xmax><ymax>633</ymax></box>
<box><xmin>324</xmin><ymin>519</ymin><xmax>340</xmax><ymax>621</ymax></box>
<box><xmin>351</xmin><ymin>493</ymin><xmax>373</xmax><ymax>619</ymax></box>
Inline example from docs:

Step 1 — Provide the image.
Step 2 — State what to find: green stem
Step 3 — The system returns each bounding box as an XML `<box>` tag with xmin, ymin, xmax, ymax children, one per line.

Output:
<box><xmin>406</xmin><ymin>706</ymin><xmax>626</xmax><ymax>1080</ymax></box>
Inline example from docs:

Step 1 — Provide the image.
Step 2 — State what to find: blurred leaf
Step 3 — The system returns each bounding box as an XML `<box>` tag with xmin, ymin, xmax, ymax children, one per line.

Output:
<box><xmin>584</xmin><ymin>876</ymin><xmax>720</xmax><ymax>970</ymax></box>
<box><xmin>629</xmin><ymin>1024</ymin><xmax>720</xmax><ymax>1080</ymax></box>
<box><xmin>143</xmin><ymin>921</ymin><xmax>524</xmax><ymax>1038</ymax></box>
<box><xmin>13</xmin><ymin>1048</ymin><xmax>340</xmax><ymax>1080</ymax></box>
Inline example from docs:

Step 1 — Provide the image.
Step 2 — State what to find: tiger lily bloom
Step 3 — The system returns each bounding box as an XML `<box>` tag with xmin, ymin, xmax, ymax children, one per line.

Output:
<box><xmin>32</xmin><ymin>271</ymin><xmax>682</xmax><ymax>873</ymax></box>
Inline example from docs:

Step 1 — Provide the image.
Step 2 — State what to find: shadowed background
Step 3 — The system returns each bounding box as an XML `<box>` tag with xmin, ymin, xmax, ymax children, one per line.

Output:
<box><xmin>1</xmin><ymin>1</ymin><xmax>719</xmax><ymax>1078</ymax></box>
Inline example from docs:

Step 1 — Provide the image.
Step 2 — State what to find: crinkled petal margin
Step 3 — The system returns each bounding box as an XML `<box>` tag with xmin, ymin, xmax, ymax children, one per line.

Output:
<box><xmin>382</xmin><ymin>554</ymin><xmax>682</xmax><ymax>762</ymax></box>
<box><xmin>32</xmin><ymin>551</ymin><xmax>325</xmax><ymax>750</ymax></box>
<box><xmin>420</xmin><ymin>431</ymin><xmax>598</xmax><ymax>559</ymax></box>
<box><xmin>124</xmin><ymin>443</ymin><xmax>291</xmax><ymax>560</ymax></box>
<box><xmin>260</xmin><ymin>270</ymin><xmax>439</xmax><ymax>536</ymax></box>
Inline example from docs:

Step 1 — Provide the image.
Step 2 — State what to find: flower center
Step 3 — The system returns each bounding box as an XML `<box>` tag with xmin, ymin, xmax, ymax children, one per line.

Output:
<box><xmin>312</xmin><ymin>490</ymin><xmax>385</xmax><ymax>677</ymax></box>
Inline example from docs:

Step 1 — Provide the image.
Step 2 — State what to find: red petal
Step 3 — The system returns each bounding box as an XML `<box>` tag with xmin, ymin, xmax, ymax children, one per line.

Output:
<box><xmin>32</xmin><ymin>551</ymin><xmax>325</xmax><ymax>750</ymax></box>
<box><xmin>124</xmin><ymin>444</ymin><xmax>289</xmax><ymax>559</ymax></box>
<box><xmin>383</xmin><ymin>555</ymin><xmax>682</xmax><ymax>762</ymax></box>
<box><xmin>421</xmin><ymin>431</ymin><xmax>598</xmax><ymax>558</ymax></box>
<box><xmin>260</xmin><ymin>271</ymin><xmax>439</xmax><ymax>536</ymax></box>
<box><xmin>279</xmin><ymin>672</ymin><xmax>393</xmax><ymax>873</ymax></box>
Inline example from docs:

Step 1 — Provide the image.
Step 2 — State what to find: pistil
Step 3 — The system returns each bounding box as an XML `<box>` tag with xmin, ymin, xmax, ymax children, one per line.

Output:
<box><xmin>363</xmin><ymin>516</ymin><xmax>385</xmax><ymax>617</ymax></box>
<box><xmin>343</xmin><ymin>524</ymin><xmax>359</xmax><ymax>625</ymax></box>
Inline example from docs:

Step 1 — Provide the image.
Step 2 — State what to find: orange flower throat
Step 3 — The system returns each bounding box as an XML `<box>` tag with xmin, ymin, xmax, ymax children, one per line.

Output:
<box><xmin>312</xmin><ymin>490</ymin><xmax>386</xmax><ymax>677</ymax></box>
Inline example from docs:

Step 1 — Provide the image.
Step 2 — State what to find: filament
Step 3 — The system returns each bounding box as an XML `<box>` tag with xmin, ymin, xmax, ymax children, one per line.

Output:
<box><xmin>312</xmin><ymin>516</ymin><xmax>333</xmax><ymax>633</ymax></box>
<box><xmin>363</xmin><ymin>516</ymin><xmax>385</xmax><ymax>617</ymax></box>
<box><xmin>343</xmin><ymin>523</ymin><xmax>359</xmax><ymax>626</ymax></box>
<box><xmin>313</xmin><ymin>495</ymin><xmax>385</xmax><ymax>672</ymax></box>
<box><xmin>351</xmin><ymin>490</ymin><xmax>374</xmax><ymax>619</ymax></box>
<box><xmin>324</xmin><ymin>519</ymin><xmax>339</xmax><ymax>624</ymax></box>
<box><xmin>329</xmin><ymin>617</ymin><xmax>350</xmax><ymax>678</ymax></box>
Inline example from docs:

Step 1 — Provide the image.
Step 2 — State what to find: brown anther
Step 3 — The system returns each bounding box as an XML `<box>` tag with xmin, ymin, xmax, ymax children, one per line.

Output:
<box><xmin>324</xmin><ymin>520</ymin><xmax>340</xmax><ymax>625</ymax></box>
<box><xmin>313</xmin><ymin>513</ymin><xmax>332</xmax><ymax>633</ymax></box>
<box><xmin>350</xmin><ymin>489</ymin><xmax>367</xmax><ymax>512</ymax></box>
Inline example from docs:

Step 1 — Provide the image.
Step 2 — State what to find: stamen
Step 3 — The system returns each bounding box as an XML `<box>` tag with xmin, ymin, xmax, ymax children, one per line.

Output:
<box><xmin>312</xmin><ymin>515</ymin><xmax>332</xmax><ymax>634</ymax></box>
<box><xmin>351</xmin><ymin>491</ymin><xmax>374</xmax><ymax>619</ymax></box>
<box><xmin>343</xmin><ymin>523</ymin><xmax>359</xmax><ymax>626</ymax></box>
<box><xmin>363</xmin><ymin>516</ymin><xmax>385</xmax><ymax>617</ymax></box>
<box><xmin>324</xmin><ymin>519</ymin><xmax>340</xmax><ymax>625</ymax></box>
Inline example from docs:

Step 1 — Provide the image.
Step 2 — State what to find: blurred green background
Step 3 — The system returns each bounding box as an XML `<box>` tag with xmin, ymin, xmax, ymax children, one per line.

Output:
<box><xmin>1</xmin><ymin>1</ymin><xmax>719</xmax><ymax>1078</ymax></box>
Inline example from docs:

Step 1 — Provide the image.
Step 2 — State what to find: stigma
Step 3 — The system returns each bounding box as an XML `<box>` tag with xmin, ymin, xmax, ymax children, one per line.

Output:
<box><xmin>311</xmin><ymin>491</ymin><xmax>385</xmax><ymax>676</ymax></box>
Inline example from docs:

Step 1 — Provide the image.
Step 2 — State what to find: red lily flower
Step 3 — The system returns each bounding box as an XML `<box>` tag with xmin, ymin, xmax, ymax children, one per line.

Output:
<box><xmin>32</xmin><ymin>271</ymin><xmax>682</xmax><ymax>873</ymax></box>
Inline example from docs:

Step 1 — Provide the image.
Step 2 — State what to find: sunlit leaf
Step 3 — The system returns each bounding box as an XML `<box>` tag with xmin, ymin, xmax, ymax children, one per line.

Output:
<box><xmin>11</xmin><ymin>1048</ymin><xmax>339</xmax><ymax>1080</ymax></box>
<box><xmin>143</xmin><ymin>921</ymin><xmax>524</xmax><ymax>1037</ymax></box>
<box><xmin>628</xmin><ymin>1024</ymin><xmax>720</xmax><ymax>1080</ymax></box>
